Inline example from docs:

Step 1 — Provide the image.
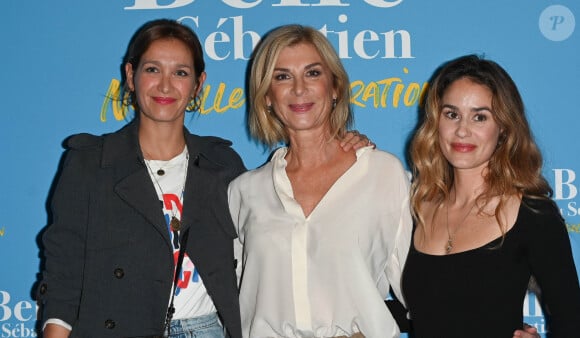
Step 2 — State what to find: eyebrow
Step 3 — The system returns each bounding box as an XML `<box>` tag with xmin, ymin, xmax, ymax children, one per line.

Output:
<box><xmin>141</xmin><ymin>59</ymin><xmax>193</xmax><ymax>69</ymax></box>
<box><xmin>442</xmin><ymin>104</ymin><xmax>492</xmax><ymax>112</ymax></box>
<box><xmin>273</xmin><ymin>62</ymin><xmax>323</xmax><ymax>72</ymax></box>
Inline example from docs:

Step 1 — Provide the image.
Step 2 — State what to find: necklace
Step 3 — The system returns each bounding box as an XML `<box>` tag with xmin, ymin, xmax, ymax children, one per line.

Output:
<box><xmin>144</xmin><ymin>150</ymin><xmax>189</xmax><ymax>232</ymax></box>
<box><xmin>445</xmin><ymin>199</ymin><xmax>477</xmax><ymax>254</ymax></box>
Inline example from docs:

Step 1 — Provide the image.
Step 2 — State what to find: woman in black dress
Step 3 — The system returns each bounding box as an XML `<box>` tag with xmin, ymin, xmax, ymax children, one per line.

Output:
<box><xmin>403</xmin><ymin>54</ymin><xmax>580</xmax><ymax>337</ymax></box>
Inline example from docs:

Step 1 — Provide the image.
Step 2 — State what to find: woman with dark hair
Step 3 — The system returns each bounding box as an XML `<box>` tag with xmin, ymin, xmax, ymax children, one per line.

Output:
<box><xmin>38</xmin><ymin>19</ymin><xmax>369</xmax><ymax>338</ymax></box>
<box><xmin>403</xmin><ymin>54</ymin><xmax>580</xmax><ymax>337</ymax></box>
<box><xmin>38</xmin><ymin>19</ymin><xmax>245</xmax><ymax>338</ymax></box>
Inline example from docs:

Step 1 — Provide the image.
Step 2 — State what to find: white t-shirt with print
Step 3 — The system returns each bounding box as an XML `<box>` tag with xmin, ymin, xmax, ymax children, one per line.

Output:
<box><xmin>145</xmin><ymin>147</ymin><xmax>216</xmax><ymax>320</ymax></box>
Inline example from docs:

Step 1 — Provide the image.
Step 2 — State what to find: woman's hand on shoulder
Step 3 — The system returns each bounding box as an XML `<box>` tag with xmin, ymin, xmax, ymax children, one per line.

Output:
<box><xmin>340</xmin><ymin>130</ymin><xmax>374</xmax><ymax>151</ymax></box>
<box><xmin>513</xmin><ymin>323</ymin><xmax>540</xmax><ymax>338</ymax></box>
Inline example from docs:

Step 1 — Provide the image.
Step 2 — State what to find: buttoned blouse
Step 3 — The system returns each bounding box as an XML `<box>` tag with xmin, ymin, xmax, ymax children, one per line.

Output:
<box><xmin>228</xmin><ymin>146</ymin><xmax>412</xmax><ymax>338</ymax></box>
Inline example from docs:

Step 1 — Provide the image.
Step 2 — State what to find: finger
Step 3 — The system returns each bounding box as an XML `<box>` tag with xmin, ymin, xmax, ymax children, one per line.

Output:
<box><xmin>523</xmin><ymin>323</ymin><xmax>539</xmax><ymax>336</ymax></box>
<box><xmin>340</xmin><ymin>131</ymin><xmax>355</xmax><ymax>147</ymax></box>
<box><xmin>513</xmin><ymin>327</ymin><xmax>540</xmax><ymax>338</ymax></box>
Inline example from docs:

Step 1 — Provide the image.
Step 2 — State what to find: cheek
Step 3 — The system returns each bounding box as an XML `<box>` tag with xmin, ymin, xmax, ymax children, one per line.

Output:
<box><xmin>482</xmin><ymin>127</ymin><xmax>501</xmax><ymax>147</ymax></box>
<box><xmin>268</xmin><ymin>89</ymin><xmax>287</xmax><ymax>107</ymax></box>
<box><xmin>437</xmin><ymin>121</ymin><xmax>453</xmax><ymax>140</ymax></box>
<box><xmin>133</xmin><ymin>75</ymin><xmax>153</xmax><ymax>93</ymax></box>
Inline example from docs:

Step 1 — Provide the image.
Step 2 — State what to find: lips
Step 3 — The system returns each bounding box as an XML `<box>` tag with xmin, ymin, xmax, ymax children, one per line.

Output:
<box><xmin>451</xmin><ymin>142</ymin><xmax>476</xmax><ymax>152</ymax></box>
<box><xmin>153</xmin><ymin>97</ymin><xmax>177</xmax><ymax>104</ymax></box>
<box><xmin>289</xmin><ymin>103</ymin><xmax>314</xmax><ymax>112</ymax></box>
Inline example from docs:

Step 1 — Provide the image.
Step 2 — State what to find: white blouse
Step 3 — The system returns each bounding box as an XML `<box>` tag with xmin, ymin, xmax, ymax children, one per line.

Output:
<box><xmin>228</xmin><ymin>146</ymin><xmax>412</xmax><ymax>338</ymax></box>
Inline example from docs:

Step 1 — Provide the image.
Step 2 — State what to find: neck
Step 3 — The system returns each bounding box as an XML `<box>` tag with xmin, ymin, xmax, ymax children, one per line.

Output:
<box><xmin>139</xmin><ymin>121</ymin><xmax>186</xmax><ymax>160</ymax></box>
<box><xmin>285</xmin><ymin>130</ymin><xmax>340</xmax><ymax>169</ymax></box>
<box><xmin>449</xmin><ymin>167</ymin><xmax>487</xmax><ymax>207</ymax></box>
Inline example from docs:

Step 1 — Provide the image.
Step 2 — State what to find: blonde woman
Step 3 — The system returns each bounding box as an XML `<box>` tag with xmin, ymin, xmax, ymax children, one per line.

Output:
<box><xmin>229</xmin><ymin>25</ymin><xmax>412</xmax><ymax>338</ymax></box>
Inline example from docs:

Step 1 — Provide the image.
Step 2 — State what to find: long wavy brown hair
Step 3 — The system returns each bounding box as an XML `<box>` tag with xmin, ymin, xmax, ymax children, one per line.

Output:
<box><xmin>410</xmin><ymin>54</ymin><xmax>551</xmax><ymax>231</ymax></box>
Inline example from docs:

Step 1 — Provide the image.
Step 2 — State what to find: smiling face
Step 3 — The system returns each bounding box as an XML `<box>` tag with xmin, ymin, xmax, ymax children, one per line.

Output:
<box><xmin>265</xmin><ymin>42</ymin><xmax>337</xmax><ymax>137</ymax></box>
<box><xmin>438</xmin><ymin>77</ymin><xmax>502</xmax><ymax>173</ymax></box>
<box><xmin>125</xmin><ymin>38</ymin><xmax>206</xmax><ymax>126</ymax></box>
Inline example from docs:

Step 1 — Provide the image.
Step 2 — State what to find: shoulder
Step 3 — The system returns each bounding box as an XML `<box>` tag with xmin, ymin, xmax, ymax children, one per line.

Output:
<box><xmin>518</xmin><ymin>196</ymin><xmax>566</xmax><ymax>235</ymax></box>
<box><xmin>521</xmin><ymin>197</ymin><xmax>562</xmax><ymax>220</ymax></box>
<box><xmin>63</xmin><ymin>123</ymin><xmax>138</xmax><ymax>167</ymax></box>
<box><xmin>186</xmin><ymin>133</ymin><xmax>247</xmax><ymax>180</ymax></box>
<box><xmin>65</xmin><ymin>133</ymin><xmax>103</xmax><ymax>151</ymax></box>
<box><xmin>185</xmin><ymin>133</ymin><xmax>230</xmax><ymax>160</ymax></box>
<box><xmin>60</xmin><ymin>133</ymin><xmax>107</xmax><ymax>171</ymax></box>
<box><xmin>229</xmin><ymin>157</ymin><xmax>273</xmax><ymax>190</ymax></box>
<box><xmin>363</xmin><ymin>148</ymin><xmax>409</xmax><ymax>179</ymax></box>
<box><xmin>229</xmin><ymin>148</ymin><xmax>285</xmax><ymax>194</ymax></box>
<box><xmin>65</xmin><ymin>120</ymin><xmax>139</xmax><ymax>151</ymax></box>
<box><xmin>365</xmin><ymin>147</ymin><xmax>405</xmax><ymax>166</ymax></box>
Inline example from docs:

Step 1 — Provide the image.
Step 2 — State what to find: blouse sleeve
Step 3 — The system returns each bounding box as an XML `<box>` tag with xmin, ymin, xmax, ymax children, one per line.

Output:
<box><xmin>382</xmin><ymin>162</ymin><xmax>413</xmax><ymax>307</ymax></box>
<box><xmin>228</xmin><ymin>176</ymin><xmax>244</xmax><ymax>286</ymax></box>
<box><xmin>525</xmin><ymin>199</ymin><xmax>580</xmax><ymax>335</ymax></box>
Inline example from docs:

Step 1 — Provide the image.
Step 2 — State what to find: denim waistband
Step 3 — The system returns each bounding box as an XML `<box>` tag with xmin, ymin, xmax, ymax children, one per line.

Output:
<box><xmin>168</xmin><ymin>312</ymin><xmax>221</xmax><ymax>335</ymax></box>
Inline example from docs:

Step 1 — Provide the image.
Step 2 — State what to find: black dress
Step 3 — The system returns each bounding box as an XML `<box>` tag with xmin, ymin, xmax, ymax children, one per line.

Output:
<box><xmin>402</xmin><ymin>198</ymin><xmax>580</xmax><ymax>338</ymax></box>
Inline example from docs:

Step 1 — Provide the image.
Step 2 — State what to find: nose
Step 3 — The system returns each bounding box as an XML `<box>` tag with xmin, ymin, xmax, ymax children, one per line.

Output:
<box><xmin>292</xmin><ymin>77</ymin><xmax>305</xmax><ymax>96</ymax></box>
<box><xmin>158</xmin><ymin>73</ymin><xmax>171</xmax><ymax>94</ymax></box>
<box><xmin>455</xmin><ymin>118</ymin><xmax>470</xmax><ymax>138</ymax></box>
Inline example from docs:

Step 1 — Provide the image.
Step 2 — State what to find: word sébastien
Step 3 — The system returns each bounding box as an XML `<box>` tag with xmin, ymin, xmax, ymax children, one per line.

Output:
<box><xmin>174</xmin><ymin>14</ymin><xmax>413</xmax><ymax>62</ymax></box>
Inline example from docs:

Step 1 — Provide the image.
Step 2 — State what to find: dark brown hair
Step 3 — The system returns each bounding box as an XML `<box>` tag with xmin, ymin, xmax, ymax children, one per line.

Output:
<box><xmin>120</xmin><ymin>19</ymin><xmax>205</xmax><ymax>113</ymax></box>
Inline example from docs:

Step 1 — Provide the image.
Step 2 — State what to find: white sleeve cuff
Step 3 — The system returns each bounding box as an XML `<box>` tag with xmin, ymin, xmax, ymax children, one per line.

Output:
<box><xmin>43</xmin><ymin>318</ymin><xmax>72</xmax><ymax>331</ymax></box>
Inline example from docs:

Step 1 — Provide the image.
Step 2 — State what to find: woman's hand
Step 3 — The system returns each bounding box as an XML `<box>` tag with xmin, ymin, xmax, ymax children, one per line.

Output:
<box><xmin>340</xmin><ymin>130</ymin><xmax>374</xmax><ymax>151</ymax></box>
<box><xmin>43</xmin><ymin>324</ymin><xmax>71</xmax><ymax>338</ymax></box>
<box><xmin>513</xmin><ymin>323</ymin><xmax>541</xmax><ymax>338</ymax></box>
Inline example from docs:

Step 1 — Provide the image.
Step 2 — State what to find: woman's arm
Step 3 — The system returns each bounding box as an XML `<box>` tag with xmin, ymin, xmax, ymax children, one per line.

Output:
<box><xmin>39</xmin><ymin>145</ymin><xmax>94</xmax><ymax>330</ymax></box>
<box><xmin>526</xmin><ymin>199</ymin><xmax>580</xmax><ymax>335</ymax></box>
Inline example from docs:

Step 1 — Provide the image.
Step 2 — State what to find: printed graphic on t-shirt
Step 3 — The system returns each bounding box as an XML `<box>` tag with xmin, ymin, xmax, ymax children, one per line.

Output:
<box><xmin>162</xmin><ymin>193</ymin><xmax>199</xmax><ymax>292</ymax></box>
<box><xmin>160</xmin><ymin>192</ymin><xmax>216</xmax><ymax>317</ymax></box>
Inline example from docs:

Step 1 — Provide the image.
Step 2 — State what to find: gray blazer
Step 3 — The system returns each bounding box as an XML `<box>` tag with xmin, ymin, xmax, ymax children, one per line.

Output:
<box><xmin>38</xmin><ymin>120</ymin><xmax>245</xmax><ymax>338</ymax></box>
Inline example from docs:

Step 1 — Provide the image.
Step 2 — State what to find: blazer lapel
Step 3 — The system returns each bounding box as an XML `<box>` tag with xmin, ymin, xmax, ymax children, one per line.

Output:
<box><xmin>115</xmin><ymin>167</ymin><xmax>172</xmax><ymax>247</ymax></box>
<box><xmin>180</xmin><ymin>162</ymin><xmax>202</xmax><ymax>233</ymax></box>
<box><xmin>102</xmin><ymin>120</ymin><xmax>172</xmax><ymax>247</ymax></box>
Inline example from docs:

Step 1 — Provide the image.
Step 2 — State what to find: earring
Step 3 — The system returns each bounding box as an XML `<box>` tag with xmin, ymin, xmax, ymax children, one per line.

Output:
<box><xmin>267</xmin><ymin>105</ymin><xmax>273</xmax><ymax>113</ymax></box>
<box><xmin>186</xmin><ymin>96</ymin><xmax>200</xmax><ymax>112</ymax></box>
<box><xmin>332</xmin><ymin>97</ymin><xmax>337</xmax><ymax>109</ymax></box>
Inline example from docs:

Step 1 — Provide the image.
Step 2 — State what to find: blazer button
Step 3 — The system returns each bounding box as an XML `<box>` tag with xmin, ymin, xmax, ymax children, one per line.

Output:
<box><xmin>113</xmin><ymin>268</ymin><xmax>125</xmax><ymax>279</ymax></box>
<box><xmin>39</xmin><ymin>283</ymin><xmax>47</xmax><ymax>295</ymax></box>
<box><xmin>104</xmin><ymin>319</ymin><xmax>116</xmax><ymax>329</ymax></box>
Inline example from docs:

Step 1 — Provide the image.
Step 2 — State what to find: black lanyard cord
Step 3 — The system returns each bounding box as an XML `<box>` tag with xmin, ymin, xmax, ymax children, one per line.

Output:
<box><xmin>164</xmin><ymin>228</ymin><xmax>190</xmax><ymax>336</ymax></box>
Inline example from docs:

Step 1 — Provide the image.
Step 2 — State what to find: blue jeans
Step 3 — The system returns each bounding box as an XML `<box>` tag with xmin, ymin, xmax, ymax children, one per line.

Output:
<box><xmin>167</xmin><ymin>312</ymin><xmax>224</xmax><ymax>338</ymax></box>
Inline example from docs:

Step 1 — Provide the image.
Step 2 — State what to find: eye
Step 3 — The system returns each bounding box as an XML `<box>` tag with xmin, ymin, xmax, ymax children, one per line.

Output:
<box><xmin>273</xmin><ymin>72</ymin><xmax>290</xmax><ymax>81</ymax></box>
<box><xmin>306</xmin><ymin>69</ymin><xmax>321</xmax><ymax>77</ymax></box>
<box><xmin>144</xmin><ymin>66</ymin><xmax>159</xmax><ymax>73</ymax></box>
<box><xmin>443</xmin><ymin>109</ymin><xmax>460</xmax><ymax>120</ymax></box>
<box><xmin>175</xmin><ymin>69</ymin><xmax>190</xmax><ymax>77</ymax></box>
<box><xmin>473</xmin><ymin>113</ymin><xmax>488</xmax><ymax>122</ymax></box>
